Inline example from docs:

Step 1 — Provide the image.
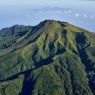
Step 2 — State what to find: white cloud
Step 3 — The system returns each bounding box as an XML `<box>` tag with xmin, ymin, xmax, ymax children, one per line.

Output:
<box><xmin>14</xmin><ymin>8</ymin><xmax>95</xmax><ymax>21</ymax></box>
<box><xmin>75</xmin><ymin>13</ymin><xmax>81</xmax><ymax>18</ymax></box>
<box><xmin>82</xmin><ymin>14</ymin><xmax>88</xmax><ymax>18</ymax></box>
<box><xmin>75</xmin><ymin>13</ymin><xmax>89</xmax><ymax>19</ymax></box>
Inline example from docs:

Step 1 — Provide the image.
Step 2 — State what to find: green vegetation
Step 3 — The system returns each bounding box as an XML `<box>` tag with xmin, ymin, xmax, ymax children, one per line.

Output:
<box><xmin>0</xmin><ymin>20</ymin><xmax>95</xmax><ymax>95</ymax></box>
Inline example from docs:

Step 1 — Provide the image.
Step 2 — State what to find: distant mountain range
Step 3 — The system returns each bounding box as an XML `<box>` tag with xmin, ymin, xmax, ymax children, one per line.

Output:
<box><xmin>0</xmin><ymin>7</ymin><xmax>95</xmax><ymax>32</ymax></box>
<box><xmin>0</xmin><ymin>20</ymin><xmax>95</xmax><ymax>95</ymax></box>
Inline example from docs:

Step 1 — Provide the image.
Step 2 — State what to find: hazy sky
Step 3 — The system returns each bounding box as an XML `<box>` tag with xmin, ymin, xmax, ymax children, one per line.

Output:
<box><xmin>0</xmin><ymin>0</ymin><xmax>95</xmax><ymax>31</ymax></box>
<box><xmin>0</xmin><ymin>0</ymin><xmax>95</xmax><ymax>9</ymax></box>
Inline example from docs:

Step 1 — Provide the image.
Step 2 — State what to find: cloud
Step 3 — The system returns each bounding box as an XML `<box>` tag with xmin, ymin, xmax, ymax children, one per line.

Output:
<box><xmin>14</xmin><ymin>7</ymin><xmax>95</xmax><ymax>21</ymax></box>
<box><xmin>82</xmin><ymin>14</ymin><xmax>88</xmax><ymax>18</ymax></box>
<box><xmin>14</xmin><ymin>7</ymin><xmax>73</xmax><ymax>18</ymax></box>
<box><xmin>75</xmin><ymin>13</ymin><xmax>89</xmax><ymax>18</ymax></box>
<box><xmin>75</xmin><ymin>13</ymin><xmax>81</xmax><ymax>17</ymax></box>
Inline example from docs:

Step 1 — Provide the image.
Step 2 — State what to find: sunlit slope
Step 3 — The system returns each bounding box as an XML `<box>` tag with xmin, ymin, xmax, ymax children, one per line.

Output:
<box><xmin>0</xmin><ymin>20</ymin><xmax>95</xmax><ymax>95</ymax></box>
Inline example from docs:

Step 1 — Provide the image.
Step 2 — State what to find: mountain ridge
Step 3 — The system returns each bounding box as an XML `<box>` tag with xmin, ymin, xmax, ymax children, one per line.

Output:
<box><xmin>0</xmin><ymin>20</ymin><xmax>95</xmax><ymax>95</ymax></box>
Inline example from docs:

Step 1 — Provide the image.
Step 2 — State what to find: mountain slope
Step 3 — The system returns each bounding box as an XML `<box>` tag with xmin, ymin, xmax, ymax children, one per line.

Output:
<box><xmin>0</xmin><ymin>20</ymin><xmax>95</xmax><ymax>95</ymax></box>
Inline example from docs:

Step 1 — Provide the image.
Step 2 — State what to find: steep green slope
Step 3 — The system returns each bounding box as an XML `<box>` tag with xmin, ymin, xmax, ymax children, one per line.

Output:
<box><xmin>0</xmin><ymin>20</ymin><xmax>95</xmax><ymax>95</ymax></box>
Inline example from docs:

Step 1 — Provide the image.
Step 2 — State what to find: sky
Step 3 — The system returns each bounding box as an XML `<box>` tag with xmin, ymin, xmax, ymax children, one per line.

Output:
<box><xmin>0</xmin><ymin>0</ymin><xmax>95</xmax><ymax>31</ymax></box>
<box><xmin>0</xmin><ymin>0</ymin><xmax>81</xmax><ymax>6</ymax></box>
<box><xmin>0</xmin><ymin>0</ymin><xmax>95</xmax><ymax>8</ymax></box>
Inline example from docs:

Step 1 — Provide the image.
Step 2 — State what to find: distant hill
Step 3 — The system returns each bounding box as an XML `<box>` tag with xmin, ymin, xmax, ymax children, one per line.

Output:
<box><xmin>0</xmin><ymin>20</ymin><xmax>95</xmax><ymax>95</ymax></box>
<box><xmin>0</xmin><ymin>25</ymin><xmax>32</xmax><ymax>37</ymax></box>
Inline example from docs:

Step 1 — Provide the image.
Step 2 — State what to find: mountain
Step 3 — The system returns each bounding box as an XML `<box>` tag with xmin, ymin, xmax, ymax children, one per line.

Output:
<box><xmin>0</xmin><ymin>25</ymin><xmax>32</xmax><ymax>37</ymax></box>
<box><xmin>0</xmin><ymin>20</ymin><xmax>95</xmax><ymax>95</ymax></box>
